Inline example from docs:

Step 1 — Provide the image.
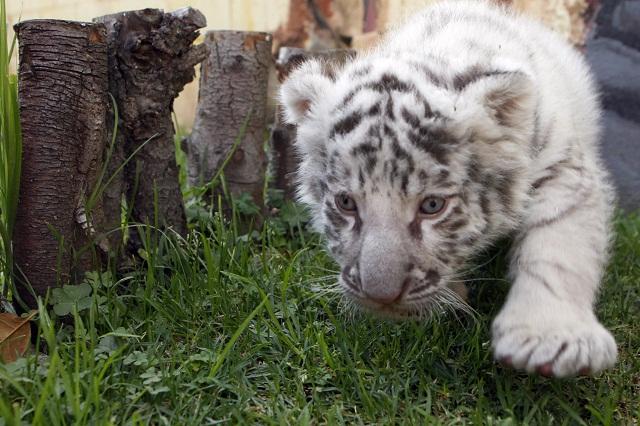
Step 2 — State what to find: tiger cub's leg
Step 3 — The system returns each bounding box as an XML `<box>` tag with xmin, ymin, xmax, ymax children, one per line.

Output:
<box><xmin>491</xmin><ymin>160</ymin><xmax>617</xmax><ymax>377</ymax></box>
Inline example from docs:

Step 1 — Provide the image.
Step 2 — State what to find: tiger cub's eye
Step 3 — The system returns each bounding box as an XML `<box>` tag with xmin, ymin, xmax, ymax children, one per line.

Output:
<box><xmin>419</xmin><ymin>197</ymin><xmax>447</xmax><ymax>216</ymax></box>
<box><xmin>335</xmin><ymin>194</ymin><xmax>357</xmax><ymax>213</ymax></box>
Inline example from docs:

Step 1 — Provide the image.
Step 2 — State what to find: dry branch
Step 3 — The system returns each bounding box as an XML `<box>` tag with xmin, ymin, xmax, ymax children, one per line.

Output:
<box><xmin>13</xmin><ymin>20</ymin><xmax>109</xmax><ymax>308</ymax></box>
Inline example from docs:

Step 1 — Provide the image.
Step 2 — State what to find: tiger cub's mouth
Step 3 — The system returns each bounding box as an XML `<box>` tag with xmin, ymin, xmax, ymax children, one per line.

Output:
<box><xmin>339</xmin><ymin>274</ymin><xmax>447</xmax><ymax>320</ymax></box>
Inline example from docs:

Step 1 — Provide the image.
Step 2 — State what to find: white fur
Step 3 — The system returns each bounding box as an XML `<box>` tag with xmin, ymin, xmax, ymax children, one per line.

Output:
<box><xmin>280</xmin><ymin>0</ymin><xmax>617</xmax><ymax>377</ymax></box>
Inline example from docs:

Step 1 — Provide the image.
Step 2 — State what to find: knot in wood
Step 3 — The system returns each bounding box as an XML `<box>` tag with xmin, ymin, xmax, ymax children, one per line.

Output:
<box><xmin>232</xmin><ymin>148</ymin><xmax>246</xmax><ymax>163</ymax></box>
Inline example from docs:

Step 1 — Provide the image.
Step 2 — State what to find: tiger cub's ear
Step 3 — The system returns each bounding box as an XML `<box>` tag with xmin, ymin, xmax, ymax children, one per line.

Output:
<box><xmin>279</xmin><ymin>59</ymin><xmax>334</xmax><ymax>125</ymax></box>
<box><xmin>458</xmin><ymin>71</ymin><xmax>536</xmax><ymax>140</ymax></box>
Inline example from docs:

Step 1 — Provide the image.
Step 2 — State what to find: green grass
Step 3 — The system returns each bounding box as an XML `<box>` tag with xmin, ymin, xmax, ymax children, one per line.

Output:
<box><xmin>0</xmin><ymin>206</ymin><xmax>638</xmax><ymax>425</ymax></box>
<box><xmin>0</xmin><ymin>0</ymin><xmax>21</xmax><ymax>296</ymax></box>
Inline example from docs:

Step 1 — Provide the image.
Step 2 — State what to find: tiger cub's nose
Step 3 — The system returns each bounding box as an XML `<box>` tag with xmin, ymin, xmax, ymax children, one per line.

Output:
<box><xmin>362</xmin><ymin>277</ymin><xmax>412</xmax><ymax>305</ymax></box>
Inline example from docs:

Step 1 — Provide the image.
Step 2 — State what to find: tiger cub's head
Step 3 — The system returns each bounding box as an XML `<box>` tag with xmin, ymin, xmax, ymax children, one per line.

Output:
<box><xmin>279</xmin><ymin>56</ymin><xmax>535</xmax><ymax>318</ymax></box>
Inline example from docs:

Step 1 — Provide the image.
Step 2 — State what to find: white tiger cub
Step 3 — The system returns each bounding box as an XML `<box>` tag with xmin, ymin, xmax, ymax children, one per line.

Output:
<box><xmin>279</xmin><ymin>0</ymin><xmax>617</xmax><ymax>377</ymax></box>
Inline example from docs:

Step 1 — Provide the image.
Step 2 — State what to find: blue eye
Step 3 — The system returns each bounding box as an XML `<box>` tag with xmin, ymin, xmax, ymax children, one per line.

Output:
<box><xmin>335</xmin><ymin>194</ymin><xmax>357</xmax><ymax>213</ymax></box>
<box><xmin>420</xmin><ymin>197</ymin><xmax>447</xmax><ymax>216</ymax></box>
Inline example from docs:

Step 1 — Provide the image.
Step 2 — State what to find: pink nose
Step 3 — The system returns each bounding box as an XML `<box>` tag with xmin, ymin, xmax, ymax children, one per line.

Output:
<box><xmin>363</xmin><ymin>278</ymin><xmax>411</xmax><ymax>305</ymax></box>
<box><xmin>364</xmin><ymin>292</ymin><xmax>401</xmax><ymax>305</ymax></box>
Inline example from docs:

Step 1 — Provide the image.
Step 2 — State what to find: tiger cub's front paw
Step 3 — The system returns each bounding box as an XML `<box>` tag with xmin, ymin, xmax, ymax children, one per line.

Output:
<box><xmin>491</xmin><ymin>306</ymin><xmax>617</xmax><ymax>378</ymax></box>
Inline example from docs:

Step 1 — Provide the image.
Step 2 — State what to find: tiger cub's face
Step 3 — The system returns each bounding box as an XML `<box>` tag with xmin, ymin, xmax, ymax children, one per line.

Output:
<box><xmin>280</xmin><ymin>58</ymin><xmax>535</xmax><ymax>318</ymax></box>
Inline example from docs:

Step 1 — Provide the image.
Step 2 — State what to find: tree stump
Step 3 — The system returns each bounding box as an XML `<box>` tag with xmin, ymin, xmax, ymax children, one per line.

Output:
<box><xmin>13</xmin><ymin>20</ymin><xmax>109</xmax><ymax>308</ymax></box>
<box><xmin>94</xmin><ymin>8</ymin><xmax>208</xmax><ymax>245</ymax></box>
<box><xmin>186</xmin><ymin>31</ymin><xmax>272</xmax><ymax>218</ymax></box>
<box><xmin>272</xmin><ymin>47</ymin><xmax>355</xmax><ymax>200</ymax></box>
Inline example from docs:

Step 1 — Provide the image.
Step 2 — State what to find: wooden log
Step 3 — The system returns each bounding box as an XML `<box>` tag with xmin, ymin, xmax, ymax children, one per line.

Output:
<box><xmin>271</xmin><ymin>47</ymin><xmax>355</xmax><ymax>200</ymax></box>
<box><xmin>13</xmin><ymin>20</ymin><xmax>109</xmax><ymax>308</ymax></box>
<box><xmin>95</xmin><ymin>8</ymin><xmax>207</xmax><ymax>244</ymax></box>
<box><xmin>186</xmin><ymin>31</ymin><xmax>272</xmax><ymax>218</ymax></box>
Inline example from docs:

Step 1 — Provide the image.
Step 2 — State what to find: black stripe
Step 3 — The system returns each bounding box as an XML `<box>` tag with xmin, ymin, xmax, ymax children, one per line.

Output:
<box><xmin>407</xmin><ymin>129</ymin><xmax>452</xmax><ymax>164</ymax></box>
<box><xmin>479</xmin><ymin>189</ymin><xmax>491</xmax><ymax>220</ymax></box>
<box><xmin>401</xmin><ymin>173</ymin><xmax>410</xmax><ymax>194</ymax></box>
<box><xmin>341</xmin><ymin>88</ymin><xmax>360</xmax><ymax>107</ymax></box>
<box><xmin>408</xmin><ymin>217</ymin><xmax>422</xmax><ymax>240</ymax></box>
<box><xmin>425</xmin><ymin>269</ymin><xmax>441</xmax><ymax>286</ymax></box>
<box><xmin>350</xmin><ymin>65</ymin><xmax>372</xmax><ymax>79</ymax></box>
<box><xmin>309</xmin><ymin>179</ymin><xmax>328</xmax><ymax>201</ymax></box>
<box><xmin>422</xmin><ymin>101</ymin><xmax>437</xmax><ymax>119</ymax></box>
<box><xmin>453</xmin><ymin>66</ymin><xmax>510</xmax><ymax>91</ymax></box>
<box><xmin>367</xmin><ymin>102</ymin><xmax>381</xmax><ymax>116</ymax></box>
<box><xmin>351</xmin><ymin>142</ymin><xmax>378</xmax><ymax>157</ymax></box>
<box><xmin>433</xmin><ymin>169</ymin><xmax>450</xmax><ymax>186</ymax></box>
<box><xmin>401</xmin><ymin>107</ymin><xmax>421</xmax><ymax>127</ymax></box>
<box><xmin>385</xmin><ymin>96</ymin><xmax>395</xmax><ymax>120</ymax></box>
<box><xmin>418</xmin><ymin>170</ymin><xmax>429</xmax><ymax>186</ymax></box>
<box><xmin>532</xmin><ymin>174</ymin><xmax>556</xmax><ymax>190</ymax></box>
<box><xmin>330</xmin><ymin>111</ymin><xmax>363</xmax><ymax>138</ymax></box>
<box><xmin>365</xmin><ymin>155</ymin><xmax>377</xmax><ymax>175</ymax></box>
<box><xmin>368</xmin><ymin>73</ymin><xmax>414</xmax><ymax>93</ymax></box>
<box><xmin>528</xmin><ymin>187</ymin><xmax>592</xmax><ymax>230</ymax></box>
<box><xmin>408</xmin><ymin>61</ymin><xmax>446</xmax><ymax>88</ymax></box>
<box><xmin>494</xmin><ymin>170</ymin><xmax>516</xmax><ymax>214</ymax></box>
<box><xmin>521</xmin><ymin>267</ymin><xmax>562</xmax><ymax>300</ymax></box>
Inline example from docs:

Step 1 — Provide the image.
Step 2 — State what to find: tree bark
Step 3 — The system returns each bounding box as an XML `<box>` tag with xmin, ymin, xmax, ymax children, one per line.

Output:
<box><xmin>94</xmin><ymin>8</ymin><xmax>207</xmax><ymax>246</ymax></box>
<box><xmin>272</xmin><ymin>47</ymin><xmax>355</xmax><ymax>200</ymax></box>
<box><xmin>186</xmin><ymin>31</ymin><xmax>272</xmax><ymax>218</ymax></box>
<box><xmin>13</xmin><ymin>20</ymin><xmax>109</xmax><ymax>308</ymax></box>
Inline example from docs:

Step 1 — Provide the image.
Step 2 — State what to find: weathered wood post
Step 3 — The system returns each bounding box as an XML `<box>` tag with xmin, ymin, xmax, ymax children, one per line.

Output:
<box><xmin>95</xmin><ymin>8</ymin><xmax>208</xmax><ymax>247</ymax></box>
<box><xmin>186</xmin><ymin>31</ymin><xmax>272</xmax><ymax>219</ymax></box>
<box><xmin>13</xmin><ymin>20</ymin><xmax>109</xmax><ymax>308</ymax></box>
<box><xmin>271</xmin><ymin>47</ymin><xmax>355</xmax><ymax>200</ymax></box>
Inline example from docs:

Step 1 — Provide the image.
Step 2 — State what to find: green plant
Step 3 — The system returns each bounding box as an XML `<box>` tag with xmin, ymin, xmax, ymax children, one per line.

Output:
<box><xmin>0</xmin><ymin>0</ymin><xmax>22</xmax><ymax>295</ymax></box>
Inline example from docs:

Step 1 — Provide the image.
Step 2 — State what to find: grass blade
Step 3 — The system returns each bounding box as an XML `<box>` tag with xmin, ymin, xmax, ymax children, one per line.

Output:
<box><xmin>208</xmin><ymin>296</ymin><xmax>267</xmax><ymax>378</ymax></box>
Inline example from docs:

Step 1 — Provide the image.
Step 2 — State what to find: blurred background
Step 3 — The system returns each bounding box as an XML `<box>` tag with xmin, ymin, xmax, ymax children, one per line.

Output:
<box><xmin>7</xmin><ymin>0</ymin><xmax>594</xmax><ymax>129</ymax></box>
<box><xmin>7</xmin><ymin>0</ymin><xmax>639</xmax><ymax>208</ymax></box>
